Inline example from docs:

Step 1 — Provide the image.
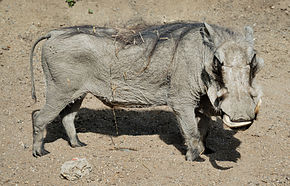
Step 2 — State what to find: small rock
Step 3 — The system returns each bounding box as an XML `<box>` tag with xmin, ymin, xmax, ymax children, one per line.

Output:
<box><xmin>88</xmin><ymin>9</ymin><xmax>93</xmax><ymax>14</ymax></box>
<box><xmin>60</xmin><ymin>158</ymin><xmax>92</xmax><ymax>181</ymax></box>
<box><xmin>1</xmin><ymin>46</ymin><xmax>10</xmax><ymax>50</ymax></box>
<box><xmin>23</xmin><ymin>144</ymin><xmax>29</xmax><ymax>150</ymax></box>
<box><xmin>19</xmin><ymin>141</ymin><xmax>29</xmax><ymax>150</ymax></box>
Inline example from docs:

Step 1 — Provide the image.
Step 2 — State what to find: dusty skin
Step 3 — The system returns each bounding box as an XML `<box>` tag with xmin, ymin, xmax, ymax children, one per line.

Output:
<box><xmin>0</xmin><ymin>0</ymin><xmax>289</xmax><ymax>185</ymax></box>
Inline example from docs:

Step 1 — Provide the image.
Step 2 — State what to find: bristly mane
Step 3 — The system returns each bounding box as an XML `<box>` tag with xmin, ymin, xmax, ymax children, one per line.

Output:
<box><xmin>58</xmin><ymin>22</ymin><xmax>239</xmax><ymax>49</ymax></box>
<box><xmin>58</xmin><ymin>22</ymin><xmax>206</xmax><ymax>45</ymax></box>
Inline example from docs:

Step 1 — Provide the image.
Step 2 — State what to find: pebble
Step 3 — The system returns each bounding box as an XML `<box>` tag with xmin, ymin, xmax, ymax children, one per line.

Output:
<box><xmin>23</xmin><ymin>144</ymin><xmax>29</xmax><ymax>150</ymax></box>
<box><xmin>1</xmin><ymin>46</ymin><xmax>10</xmax><ymax>50</ymax></box>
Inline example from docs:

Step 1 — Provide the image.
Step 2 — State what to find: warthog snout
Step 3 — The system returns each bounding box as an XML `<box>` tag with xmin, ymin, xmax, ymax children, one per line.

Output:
<box><xmin>221</xmin><ymin>95</ymin><xmax>261</xmax><ymax>128</ymax></box>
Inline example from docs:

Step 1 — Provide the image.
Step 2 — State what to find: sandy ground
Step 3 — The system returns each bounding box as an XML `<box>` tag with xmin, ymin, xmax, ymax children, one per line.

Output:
<box><xmin>0</xmin><ymin>0</ymin><xmax>289</xmax><ymax>185</ymax></box>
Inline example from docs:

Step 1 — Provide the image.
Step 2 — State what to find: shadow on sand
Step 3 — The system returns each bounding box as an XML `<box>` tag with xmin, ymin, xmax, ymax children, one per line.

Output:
<box><xmin>44</xmin><ymin>107</ymin><xmax>241</xmax><ymax>170</ymax></box>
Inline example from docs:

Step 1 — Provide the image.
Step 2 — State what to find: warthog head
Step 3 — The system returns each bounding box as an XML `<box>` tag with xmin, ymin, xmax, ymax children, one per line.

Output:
<box><xmin>203</xmin><ymin>23</ymin><xmax>264</xmax><ymax>129</ymax></box>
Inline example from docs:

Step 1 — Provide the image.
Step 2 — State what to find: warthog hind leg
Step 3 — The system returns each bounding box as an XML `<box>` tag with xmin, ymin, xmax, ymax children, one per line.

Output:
<box><xmin>32</xmin><ymin>98</ymin><xmax>66</xmax><ymax>157</ymax></box>
<box><xmin>60</xmin><ymin>95</ymin><xmax>86</xmax><ymax>147</ymax></box>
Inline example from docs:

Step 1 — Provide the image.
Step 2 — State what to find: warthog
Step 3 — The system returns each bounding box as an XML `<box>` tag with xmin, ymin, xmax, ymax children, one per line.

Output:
<box><xmin>30</xmin><ymin>22</ymin><xmax>263</xmax><ymax>160</ymax></box>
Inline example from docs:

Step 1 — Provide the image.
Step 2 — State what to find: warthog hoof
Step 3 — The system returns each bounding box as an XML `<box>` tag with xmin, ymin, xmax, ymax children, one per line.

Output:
<box><xmin>70</xmin><ymin>139</ymin><xmax>87</xmax><ymax>148</ymax></box>
<box><xmin>186</xmin><ymin>148</ymin><xmax>201</xmax><ymax>161</ymax></box>
<box><xmin>32</xmin><ymin>147</ymin><xmax>49</xmax><ymax>157</ymax></box>
<box><xmin>186</xmin><ymin>140</ymin><xmax>205</xmax><ymax>161</ymax></box>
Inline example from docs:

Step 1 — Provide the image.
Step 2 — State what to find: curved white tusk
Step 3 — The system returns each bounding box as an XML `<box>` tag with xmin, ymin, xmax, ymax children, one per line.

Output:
<box><xmin>223</xmin><ymin>115</ymin><xmax>252</xmax><ymax>128</ymax></box>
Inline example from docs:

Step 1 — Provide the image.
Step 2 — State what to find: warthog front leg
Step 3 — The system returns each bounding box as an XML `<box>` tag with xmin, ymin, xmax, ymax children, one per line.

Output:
<box><xmin>173</xmin><ymin>105</ymin><xmax>205</xmax><ymax>161</ymax></box>
<box><xmin>196</xmin><ymin>112</ymin><xmax>215</xmax><ymax>154</ymax></box>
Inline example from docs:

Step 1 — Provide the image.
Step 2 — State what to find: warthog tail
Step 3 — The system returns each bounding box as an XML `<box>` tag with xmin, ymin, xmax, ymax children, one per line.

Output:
<box><xmin>30</xmin><ymin>34</ymin><xmax>51</xmax><ymax>102</ymax></box>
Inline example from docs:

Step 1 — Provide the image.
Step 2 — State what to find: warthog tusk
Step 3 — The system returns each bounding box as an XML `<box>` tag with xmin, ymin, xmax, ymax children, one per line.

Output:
<box><xmin>254</xmin><ymin>99</ymin><xmax>262</xmax><ymax>115</ymax></box>
<box><xmin>223</xmin><ymin>115</ymin><xmax>252</xmax><ymax>128</ymax></box>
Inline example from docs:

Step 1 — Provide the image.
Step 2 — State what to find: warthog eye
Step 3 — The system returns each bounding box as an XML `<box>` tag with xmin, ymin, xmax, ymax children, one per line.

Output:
<box><xmin>213</xmin><ymin>56</ymin><xmax>223</xmax><ymax>68</ymax></box>
<box><xmin>212</xmin><ymin>56</ymin><xmax>223</xmax><ymax>83</ymax></box>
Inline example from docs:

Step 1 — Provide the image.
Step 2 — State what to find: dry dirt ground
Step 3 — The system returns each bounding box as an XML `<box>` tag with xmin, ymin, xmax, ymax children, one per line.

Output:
<box><xmin>0</xmin><ymin>0</ymin><xmax>289</xmax><ymax>185</ymax></box>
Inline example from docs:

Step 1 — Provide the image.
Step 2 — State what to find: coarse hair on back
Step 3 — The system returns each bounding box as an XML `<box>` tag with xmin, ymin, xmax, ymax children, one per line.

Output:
<box><xmin>58</xmin><ymin>21</ymin><xmax>206</xmax><ymax>45</ymax></box>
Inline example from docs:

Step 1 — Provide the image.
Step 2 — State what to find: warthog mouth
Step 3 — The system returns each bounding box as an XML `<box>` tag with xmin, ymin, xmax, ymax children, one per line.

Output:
<box><xmin>222</xmin><ymin>99</ymin><xmax>262</xmax><ymax>129</ymax></box>
<box><xmin>222</xmin><ymin>114</ymin><xmax>253</xmax><ymax>128</ymax></box>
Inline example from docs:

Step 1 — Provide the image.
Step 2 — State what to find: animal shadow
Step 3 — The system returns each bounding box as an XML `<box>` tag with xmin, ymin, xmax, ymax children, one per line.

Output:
<box><xmin>44</xmin><ymin>107</ymin><xmax>241</xmax><ymax>169</ymax></box>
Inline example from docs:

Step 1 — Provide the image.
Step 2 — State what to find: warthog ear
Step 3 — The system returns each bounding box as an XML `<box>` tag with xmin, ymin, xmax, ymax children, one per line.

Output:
<box><xmin>201</xmin><ymin>23</ymin><xmax>219</xmax><ymax>48</ymax></box>
<box><xmin>254</xmin><ymin>56</ymin><xmax>264</xmax><ymax>73</ymax></box>
<box><xmin>250</xmin><ymin>55</ymin><xmax>264</xmax><ymax>78</ymax></box>
<box><xmin>245</xmin><ymin>26</ymin><xmax>254</xmax><ymax>46</ymax></box>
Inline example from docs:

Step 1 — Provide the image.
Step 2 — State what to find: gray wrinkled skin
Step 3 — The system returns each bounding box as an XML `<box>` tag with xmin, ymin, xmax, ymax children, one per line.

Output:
<box><xmin>30</xmin><ymin>22</ymin><xmax>263</xmax><ymax>161</ymax></box>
